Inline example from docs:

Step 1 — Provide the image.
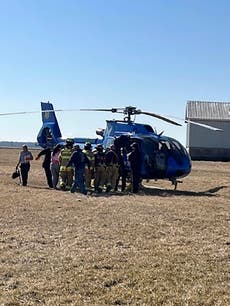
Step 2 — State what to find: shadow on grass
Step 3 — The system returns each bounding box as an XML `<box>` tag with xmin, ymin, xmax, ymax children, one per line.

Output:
<box><xmin>14</xmin><ymin>182</ymin><xmax>51</xmax><ymax>189</ymax></box>
<box><xmin>86</xmin><ymin>185</ymin><xmax>228</xmax><ymax>197</ymax></box>
<box><xmin>14</xmin><ymin>181</ymin><xmax>227</xmax><ymax>198</ymax></box>
<box><xmin>141</xmin><ymin>185</ymin><xmax>227</xmax><ymax>197</ymax></box>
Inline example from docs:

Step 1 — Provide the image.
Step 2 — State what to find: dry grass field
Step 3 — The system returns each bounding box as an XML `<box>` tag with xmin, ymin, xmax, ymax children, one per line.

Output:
<box><xmin>0</xmin><ymin>148</ymin><xmax>229</xmax><ymax>306</ymax></box>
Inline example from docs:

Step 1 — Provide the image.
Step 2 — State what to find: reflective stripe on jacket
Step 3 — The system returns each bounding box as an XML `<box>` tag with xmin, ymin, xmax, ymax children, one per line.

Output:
<box><xmin>59</xmin><ymin>148</ymin><xmax>73</xmax><ymax>167</ymax></box>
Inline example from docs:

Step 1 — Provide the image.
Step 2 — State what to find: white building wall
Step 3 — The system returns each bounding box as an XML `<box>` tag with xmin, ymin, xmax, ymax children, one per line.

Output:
<box><xmin>187</xmin><ymin>120</ymin><xmax>230</xmax><ymax>148</ymax></box>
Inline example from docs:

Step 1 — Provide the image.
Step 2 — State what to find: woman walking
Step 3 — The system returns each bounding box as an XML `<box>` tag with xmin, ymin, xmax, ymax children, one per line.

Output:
<box><xmin>17</xmin><ymin>145</ymin><xmax>34</xmax><ymax>186</ymax></box>
<box><xmin>50</xmin><ymin>144</ymin><xmax>62</xmax><ymax>189</ymax></box>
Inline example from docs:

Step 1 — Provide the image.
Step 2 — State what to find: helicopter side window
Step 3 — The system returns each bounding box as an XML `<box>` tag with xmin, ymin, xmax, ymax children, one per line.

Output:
<box><xmin>159</xmin><ymin>141</ymin><xmax>171</xmax><ymax>152</ymax></box>
<box><xmin>171</xmin><ymin>140</ymin><xmax>188</xmax><ymax>156</ymax></box>
<box><xmin>104</xmin><ymin>137</ymin><xmax>115</xmax><ymax>149</ymax></box>
<box><xmin>172</xmin><ymin>141</ymin><xmax>180</xmax><ymax>150</ymax></box>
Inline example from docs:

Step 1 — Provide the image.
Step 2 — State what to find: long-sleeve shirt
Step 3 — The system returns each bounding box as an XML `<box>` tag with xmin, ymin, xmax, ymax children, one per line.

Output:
<box><xmin>94</xmin><ymin>151</ymin><xmax>105</xmax><ymax>167</ymax></box>
<box><xmin>37</xmin><ymin>148</ymin><xmax>52</xmax><ymax>168</ymax></box>
<box><xmin>67</xmin><ymin>149</ymin><xmax>90</xmax><ymax>170</ymax></box>
<box><xmin>105</xmin><ymin>149</ymin><xmax>119</xmax><ymax>165</ymax></box>
<box><xmin>18</xmin><ymin>150</ymin><xmax>33</xmax><ymax>164</ymax></box>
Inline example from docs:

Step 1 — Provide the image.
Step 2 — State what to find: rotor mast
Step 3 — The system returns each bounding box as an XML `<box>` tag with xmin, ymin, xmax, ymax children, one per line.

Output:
<box><xmin>124</xmin><ymin>106</ymin><xmax>140</xmax><ymax>122</ymax></box>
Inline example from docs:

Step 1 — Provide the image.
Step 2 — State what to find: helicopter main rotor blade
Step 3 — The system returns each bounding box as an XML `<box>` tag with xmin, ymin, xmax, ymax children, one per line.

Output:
<box><xmin>168</xmin><ymin>115</ymin><xmax>223</xmax><ymax>131</ymax></box>
<box><xmin>0</xmin><ymin>107</ymin><xmax>126</xmax><ymax>116</ymax></box>
<box><xmin>0</xmin><ymin>109</ymin><xmax>82</xmax><ymax>116</ymax></box>
<box><xmin>139</xmin><ymin>111</ymin><xmax>182</xmax><ymax>126</ymax></box>
<box><xmin>185</xmin><ymin>119</ymin><xmax>223</xmax><ymax>131</ymax></box>
<box><xmin>0</xmin><ymin>111</ymin><xmax>40</xmax><ymax>116</ymax></box>
<box><xmin>80</xmin><ymin>108</ymin><xmax>125</xmax><ymax>113</ymax></box>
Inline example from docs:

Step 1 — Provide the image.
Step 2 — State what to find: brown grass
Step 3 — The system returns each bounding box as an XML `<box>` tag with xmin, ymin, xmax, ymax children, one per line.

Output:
<box><xmin>0</xmin><ymin>148</ymin><xmax>229</xmax><ymax>305</ymax></box>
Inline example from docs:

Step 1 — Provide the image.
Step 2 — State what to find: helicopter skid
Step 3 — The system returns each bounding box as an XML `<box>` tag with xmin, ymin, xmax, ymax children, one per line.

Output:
<box><xmin>170</xmin><ymin>179</ymin><xmax>183</xmax><ymax>190</ymax></box>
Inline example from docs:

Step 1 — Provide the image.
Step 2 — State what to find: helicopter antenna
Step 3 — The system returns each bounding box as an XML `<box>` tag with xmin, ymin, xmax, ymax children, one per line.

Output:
<box><xmin>158</xmin><ymin>131</ymin><xmax>164</xmax><ymax>136</ymax></box>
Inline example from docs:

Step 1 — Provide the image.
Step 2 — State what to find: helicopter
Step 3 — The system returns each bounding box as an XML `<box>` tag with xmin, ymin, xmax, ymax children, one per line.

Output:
<box><xmin>0</xmin><ymin>101</ymin><xmax>222</xmax><ymax>189</ymax></box>
<box><xmin>37</xmin><ymin>101</ymin><xmax>193</xmax><ymax>189</ymax></box>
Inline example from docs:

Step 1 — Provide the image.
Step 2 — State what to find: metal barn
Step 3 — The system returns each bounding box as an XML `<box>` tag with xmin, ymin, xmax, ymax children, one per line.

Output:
<box><xmin>186</xmin><ymin>101</ymin><xmax>230</xmax><ymax>161</ymax></box>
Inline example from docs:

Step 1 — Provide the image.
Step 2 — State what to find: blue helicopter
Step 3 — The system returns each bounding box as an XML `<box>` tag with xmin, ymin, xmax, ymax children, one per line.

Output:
<box><xmin>37</xmin><ymin>101</ymin><xmax>192</xmax><ymax>189</ymax></box>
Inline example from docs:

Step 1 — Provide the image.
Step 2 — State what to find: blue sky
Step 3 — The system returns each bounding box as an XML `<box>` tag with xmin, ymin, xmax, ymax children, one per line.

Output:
<box><xmin>1</xmin><ymin>0</ymin><xmax>230</xmax><ymax>145</ymax></box>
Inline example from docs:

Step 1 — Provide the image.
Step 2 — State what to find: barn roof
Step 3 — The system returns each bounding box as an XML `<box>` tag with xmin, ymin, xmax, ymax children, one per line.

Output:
<box><xmin>186</xmin><ymin>101</ymin><xmax>230</xmax><ymax>120</ymax></box>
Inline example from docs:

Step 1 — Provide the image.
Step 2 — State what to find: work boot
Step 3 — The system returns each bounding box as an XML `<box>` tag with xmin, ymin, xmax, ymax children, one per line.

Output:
<box><xmin>106</xmin><ymin>185</ymin><xmax>112</xmax><ymax>193</ymax></box>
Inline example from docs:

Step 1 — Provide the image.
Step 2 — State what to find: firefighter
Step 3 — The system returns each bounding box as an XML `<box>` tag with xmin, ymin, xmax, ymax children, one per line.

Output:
<box><xmin>82</xmin><ymin>142</ymin><xmax>95</xmax><ymax>189</ymax></box>
<box><xmin>104</xmin><ymin>144</ymin><xmax>119</xmax><ymax>192</ymax></box>
<box><xmin>94</xmin><ymin>144</ymin><xmax>106</xmax><ymax>193</ymax></box>
<box><xmin>67</xmin><ymin>145</ymin><xmax>90</xmax><ymax>195</ymax></box>
<box><xmin>59</xmin><ymin>139</ymin><xmax>74</xmax><ymax>190</ymax></box>
<box><xmin>119</xmin><ymin>147</ymin><xmax>130</xmax><ymax>192</ymax></box>
<box><xmin>128</xmin><ymin>142</ymin><xmax>142</xmax><ymax>193</ymax></box>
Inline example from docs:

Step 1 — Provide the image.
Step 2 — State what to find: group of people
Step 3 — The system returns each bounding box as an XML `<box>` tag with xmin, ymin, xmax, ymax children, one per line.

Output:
<box><xmin>16</xmin><ymin>138</ymin><xmax>142</xmax><ymax>194</ymax></box>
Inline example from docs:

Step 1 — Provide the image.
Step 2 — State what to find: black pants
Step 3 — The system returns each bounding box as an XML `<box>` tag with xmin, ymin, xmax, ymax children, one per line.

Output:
<box><xmin>20</xmin><ymin>163</ymin><xmax>30</xmax><ymax>186</ymax></box>
<box><xmin>43</xmin><ymin>165</ymin><xmax>53</xmax><ymax>188</ymax></box>
<box><xmin>132</xmin><ymin>170</ymin><xmax>140</xmax><ymax>193</ymax></box>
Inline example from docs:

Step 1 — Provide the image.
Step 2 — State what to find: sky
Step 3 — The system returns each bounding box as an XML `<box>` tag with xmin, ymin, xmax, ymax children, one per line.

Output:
<box><xmin>1</xmin><ymin>0</ymin><xmax>230</xmax><ymax>145</ymax></box>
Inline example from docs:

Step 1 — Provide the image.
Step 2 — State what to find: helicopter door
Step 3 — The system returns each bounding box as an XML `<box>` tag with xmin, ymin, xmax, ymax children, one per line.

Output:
<box><xmin>155</xmin><ymin>152</ymin><xmax>166</xmax><ymax>171</ymax></box>
<box><xmin>154</xmin><ymin>142</ymin><xmax>169</xmax><ymax>176</ymax></box>
<box><xmin>141</xmin><ymin>137</ymin><xmax>159</xmax><ymax>177</ymax></box>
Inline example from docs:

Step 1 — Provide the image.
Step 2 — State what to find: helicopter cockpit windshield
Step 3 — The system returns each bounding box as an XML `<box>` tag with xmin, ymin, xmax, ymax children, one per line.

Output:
<box><xmin>140</xmin><ymin>135</ymin><xmax>191</xmax><ymax>179</ymax></box>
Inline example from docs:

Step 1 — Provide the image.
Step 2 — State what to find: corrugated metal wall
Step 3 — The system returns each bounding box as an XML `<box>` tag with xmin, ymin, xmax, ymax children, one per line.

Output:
<box><xmin>187</xmin><ymin>120</ymin><xmax>230</xmax><ymax>148</ymax></box>
<box><xmin>186</xmin><ymin>101</ymin><xmax>230</xmax><ymax>160</ymax></box>
<box><xmin>186</xmin><ymin>101</ymin><xmax>230</xmax><ymax>120</ymax></box>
